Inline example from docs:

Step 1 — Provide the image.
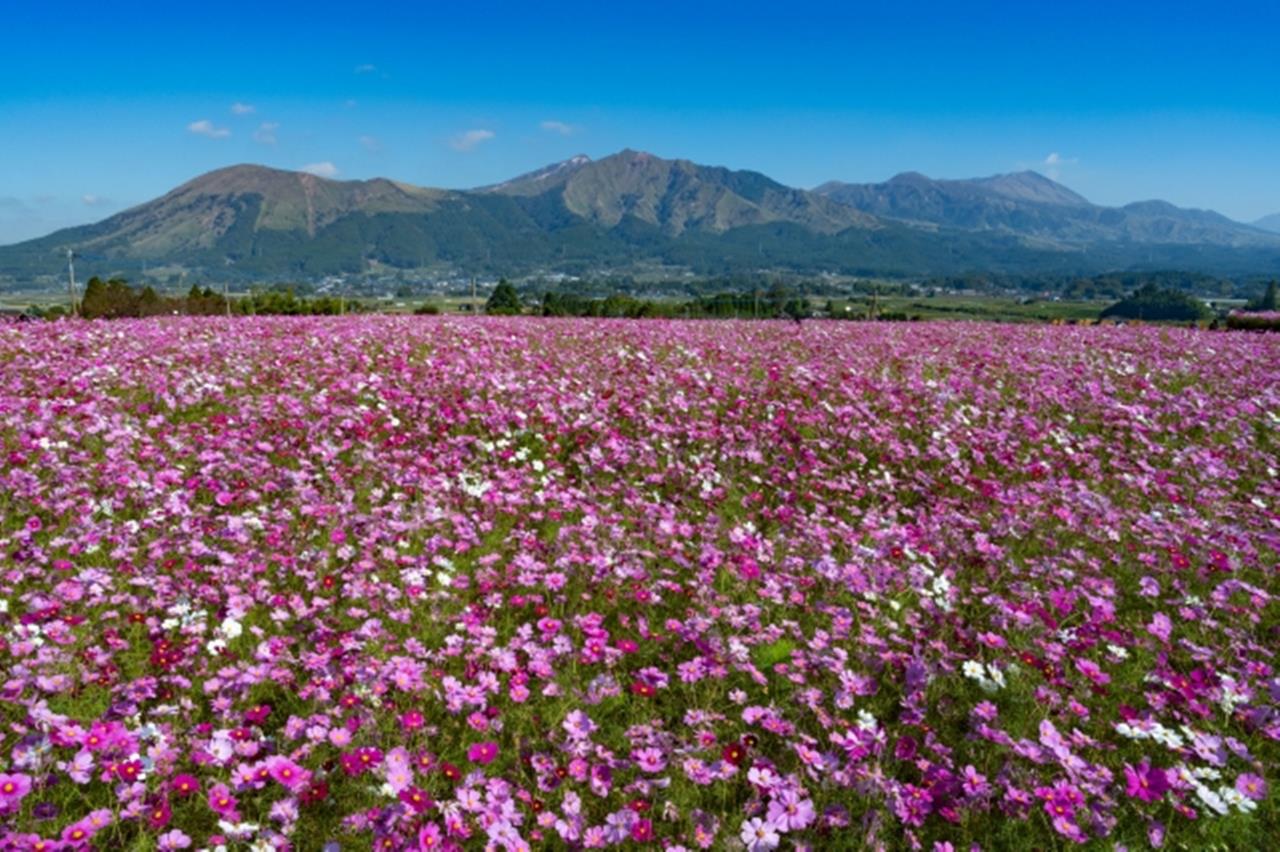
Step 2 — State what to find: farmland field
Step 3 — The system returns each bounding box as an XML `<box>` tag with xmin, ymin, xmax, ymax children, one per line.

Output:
<box><xmin>0</xmin><ymin>316</ymin><xmax>1277</xmax><ymax>850</ymax></box>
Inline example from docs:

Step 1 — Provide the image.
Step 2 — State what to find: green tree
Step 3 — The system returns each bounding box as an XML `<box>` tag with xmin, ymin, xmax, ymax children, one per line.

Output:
<box><xmin>485</xmin><ymin>279</ymin><xmax>522</xmax><ymax>315</ymax></box>
<box><xmin>1100</xmin><ymin>285</ymin><xmax>1210</xmax><ymax>322</ymax></box>
<box><xmin>103</xmin><ymin>278</ymin><xmax>138</xmax><ymax>318</ymax></box>
<box><xmin>137</xmin><ymin>286</ymin><xmax>164</xmax><ymax>316</ymax></box>
<box><xmin>1248</xmin><ymin>280</ymin><xmax>1278</xmax><ymax>311</ymax></box>
<box><xmin>80</xmin><ymin>276</ymin><xmax>108</xmax><ymax>318</ymax></box>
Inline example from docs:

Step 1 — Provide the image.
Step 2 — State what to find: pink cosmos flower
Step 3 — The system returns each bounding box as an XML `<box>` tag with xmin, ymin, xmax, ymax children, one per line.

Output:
<box><xmin>267</xmin><ymin>755</ymin><xmax>311</xmax><ymax>791</ymax></box>
<box><xmin>418</xmin><ymin>822</ymin><xmax>444</xmax><ymax>848</ymax></box>
<box><xmin>1147</xmin><ymin>612</ymin><xmax>1173</xmax><ymax>643</ymax></box>
<box><xmin>766</xmin><ymin>790</ymin><xmax>816</xmax><ymax>831</ymax></box>
<box><xmin>632</xmin><ymin>747</ymin><xmax>667</xmax><ymax>773</ymax></box>
<box><xmin>158</xmin><ymin>829</ymin><xmax>193</xmax><ymax>850</ymax></box>
<box><xmin>740</xmin><ymin>817</ymin><xmax>780</xmax><ymax>851</ymax></box>
<box><xmin>208</xmin><ymin>782</ymin><xmax>239</xmax><ymax>818</ymax></box>
<box><xmin>60</xmin><ymin>809</ymin><xmax>111</xmax><ymax>845</ymax></box>
<box><xmin>563</xmin><ymin>710</ymin><xmax>597</xmax><ymax>739</ymax></box>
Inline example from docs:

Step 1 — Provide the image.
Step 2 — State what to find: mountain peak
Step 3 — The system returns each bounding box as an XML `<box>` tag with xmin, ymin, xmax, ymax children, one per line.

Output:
<box><xmin>970</xmin><ymin>171</ymin><xmax>1089</xmax><ymax>206</ymax></box>
<box><xmin>178</xmin><ymin>163</ymin><xmax>315</xmax><ymax>194</ymax></box>
<box><xmin>886</xmin><ymin>171</ymin><xmax>933</xmax><ymax>185</ymax></box>
<box><xmin>1253</xmin><ymin>212</ymin><xmax>1280</xmax><ymax>234</ymax></box>
<box><xmin>476</xmin><ymin>154</ymin><xmax>594</xmax><ymax>194</ymax></box>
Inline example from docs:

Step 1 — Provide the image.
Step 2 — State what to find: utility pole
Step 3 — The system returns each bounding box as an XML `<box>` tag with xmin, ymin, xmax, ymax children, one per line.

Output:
<box><xmin>66</xmin><ymin>250</ymin><xmax>78</xmax><ymax>317</ymax></box>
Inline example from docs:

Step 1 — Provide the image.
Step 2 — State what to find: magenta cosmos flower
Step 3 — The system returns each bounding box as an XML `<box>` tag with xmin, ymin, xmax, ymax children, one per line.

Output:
<box><xmin>0</xmin><ymin>773</ymin><xmax>32</xmax><ymax>810</ymax></box>
<box><xmin>208</xmin><ymin>783</ymin><xmax>239</xmax><ymax>817</ymax></box>
<box><xmin>467</xmin><ymin>741</ymin><xmax>499</xmax><ymax>765</ymax></box>
<box><xmin>170</xmin><ymin>774</ymin><xmax>200</xmax><ymax>797</ymax></box>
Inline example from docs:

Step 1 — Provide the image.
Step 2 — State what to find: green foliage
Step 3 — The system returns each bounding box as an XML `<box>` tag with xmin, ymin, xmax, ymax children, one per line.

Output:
<box><xmin>1246</xmin><ymin>279</ymin><xmax>1278</xmax><ymax>311</ymax></box>
<box><xmin>485</xmin><ymin>278</ymin><xmax>522</xmax><ymax>315</ymax></box>
<box><xmin>237</xmin><ymin>288</ymin><xmax>358</xmax><ymax>316</ymax></box>
<box><xmin>541</xmin><ymin>291</ymin><xmax>681</xmax><ymax>318</ymax></box>
<box><xmin>1100</xmin><ymin>285</ymin><xmax>1211</xmax><ymax>322</ymax></box>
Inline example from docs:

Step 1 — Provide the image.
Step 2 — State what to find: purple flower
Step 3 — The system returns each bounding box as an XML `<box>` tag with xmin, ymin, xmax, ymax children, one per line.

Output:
<box><xmin>1124</xmin><ymin>760</ymin><xmax>1169</xmax><ymax>803</ymax></box>
<box><xmin>1236</xmin><ymin>772</ymin><xmax>1267</xmax><ymax>801</ymax></box>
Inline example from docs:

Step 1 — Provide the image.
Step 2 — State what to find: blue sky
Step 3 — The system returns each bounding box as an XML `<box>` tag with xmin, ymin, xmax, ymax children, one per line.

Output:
<box><xmin>3</xmin><ymin>0</ymin><xmax>1278</xmax><ymax>244</ymax></box>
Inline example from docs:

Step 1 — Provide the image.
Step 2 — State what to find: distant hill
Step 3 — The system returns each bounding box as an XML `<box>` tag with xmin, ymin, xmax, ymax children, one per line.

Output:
<box><xmin>813</xmin><ymin>172</ymin><xmax>1279</xmax><ymax>248</ymax></box>
<box><xmin>2</xmin><ymin>153</ymin><xmax>1279</xmax><ymax>284</ymax></box>
<box><xmin>1254</xmin><ymin>213</ymin><xmax>1280</xmax><ymax>234</ymax></box>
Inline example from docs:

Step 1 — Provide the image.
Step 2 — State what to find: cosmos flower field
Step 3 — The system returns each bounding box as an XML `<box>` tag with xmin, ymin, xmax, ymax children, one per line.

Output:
<box><xmin>0</xmin><ymin>316</ymin><xmax>1277</xmax><ymax>851</ymax></box>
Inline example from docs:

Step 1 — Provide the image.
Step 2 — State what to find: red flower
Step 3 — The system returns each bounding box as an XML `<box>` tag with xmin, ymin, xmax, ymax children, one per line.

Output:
<box><xmin>630</xmin><ymin>681</ymin><xmax>656</xmax><ymax>698</ymax></box>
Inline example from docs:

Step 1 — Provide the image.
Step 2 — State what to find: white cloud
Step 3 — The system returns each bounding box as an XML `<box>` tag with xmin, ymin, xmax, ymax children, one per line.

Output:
<box><xmin>253</xmin><ymin>122</ymin><xmax>279</xmax><ymax>145</ymax></box>
<box><xmin>81</xmin><ymin>194</ymin><xmax>108</xmax><ymax>206</ymax></box>
<box><xmin>359</xmin><ymin>135</ymin><xmax>381</xmax><ymax>152</ymax></box>
<box><xmin>344</xmin><ymin>99</ymin><xmax>358</xmax><ymax>109</ymax></box>
<box><xmin>187</xmin><ymin>119</ymin><xmax>230</xmax><ymax>139</ymax></box>
<box><xmin>450</xmin><ymin>129</ymin><xmax>495</xmax><ymax>152</ymax></box>
<box><xmin>1041</xmin><ymin>152</ymin><xmax>1078</xmax><ymax>180</ymax></box>
<box><xmin>354</xmin><ymin>63</ymin><xmax>377</xmax><ymax>74</ymax></box>
<box><xmin>231</xmin><ymin>102</ymin><xmax>256</xmax><ymax>115</ymax></box>
<box><xmin>301</xmin><ymin>161</ymin><xmax>340</xmax><ymax>178</ymax></box>
<box><xmin>540</xmin><ymin>120</ymin><xmax>577</xmax><ymax>136</ymax></box>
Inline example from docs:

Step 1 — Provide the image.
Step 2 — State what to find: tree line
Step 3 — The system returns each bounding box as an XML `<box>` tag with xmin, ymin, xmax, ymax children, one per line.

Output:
<box><xmin>37</xmin><ymin>278</ymin><xmax>366</xmax><ymax>319</ymax></box>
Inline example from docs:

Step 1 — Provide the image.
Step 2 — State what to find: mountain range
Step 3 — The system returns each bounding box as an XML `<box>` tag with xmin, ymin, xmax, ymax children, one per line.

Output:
<box><xmin>2</xmin><ymin>150</ymin><xmax>1278</xmax><ymax>284</ymax></box>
